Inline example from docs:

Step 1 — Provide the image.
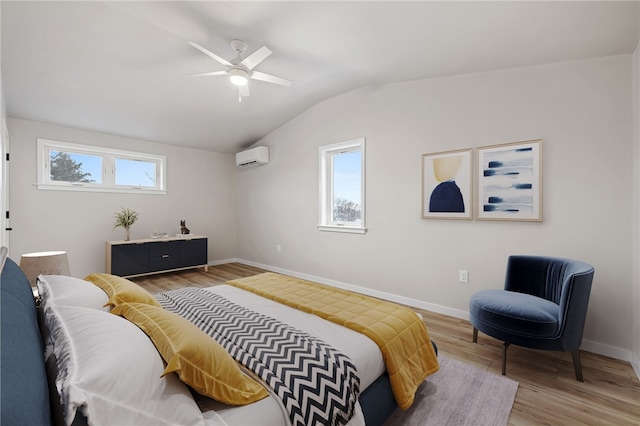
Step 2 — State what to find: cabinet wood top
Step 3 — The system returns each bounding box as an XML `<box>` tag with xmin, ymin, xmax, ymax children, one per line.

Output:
<box><xmin>107</xmin><ymin>235</ymin><xmax>207</xmax><ymax>245</ymax></box>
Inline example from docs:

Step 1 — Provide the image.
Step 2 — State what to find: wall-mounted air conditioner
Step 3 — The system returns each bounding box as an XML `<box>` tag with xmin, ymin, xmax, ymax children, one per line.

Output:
<box><xmin>236</xmin><ymin>146</ymin><xmax>270</xmax><ymax>168</ymax></box>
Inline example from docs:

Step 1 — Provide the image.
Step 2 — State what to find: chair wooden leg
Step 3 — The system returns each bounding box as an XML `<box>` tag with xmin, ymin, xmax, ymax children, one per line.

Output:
<box><xmin>502</xmin><ymin>342</ymin><xmax>510</xmax><ymax>375</ymax></box>
<box><xmin>572</xmin><ymin>350</ymin><xmax>584</xmax><ymax>382</ymax></box>
<box><xmin>472</xmin><ymin>327</ymin><xmax>478</xmax><ymax>343</ymax></box>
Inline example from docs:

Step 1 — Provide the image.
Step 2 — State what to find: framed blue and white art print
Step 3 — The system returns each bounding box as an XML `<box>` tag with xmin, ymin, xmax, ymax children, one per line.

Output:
<box><xmin>476</xmin><ymin>139</ymin><xmax>542</xmax><ymax>222</ymax></box>
<box><xmin>422</xmin><ymin>148</ymin><xmax>473</xmax><ymax>220</ymax></box>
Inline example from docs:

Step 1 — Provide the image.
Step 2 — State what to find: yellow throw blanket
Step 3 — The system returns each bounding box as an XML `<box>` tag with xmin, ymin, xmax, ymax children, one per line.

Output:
<box><xmin>226</xmin><ymin>272</ymin><xmax>439</xmax><ymax>409</ymax></box>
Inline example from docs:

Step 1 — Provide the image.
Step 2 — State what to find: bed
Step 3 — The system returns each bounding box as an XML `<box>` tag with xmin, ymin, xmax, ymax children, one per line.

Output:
<box><xmin>0</xmin><ymin>247</ymin><xmax>438</xmax><ymax>426</ymax></box>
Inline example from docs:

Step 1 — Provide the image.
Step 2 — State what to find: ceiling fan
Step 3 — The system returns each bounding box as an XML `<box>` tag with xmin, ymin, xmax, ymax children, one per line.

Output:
<box><xmin>188</xmin><ymin>39</ymin><xmax>291</xmax><ymax>102</ymax></box>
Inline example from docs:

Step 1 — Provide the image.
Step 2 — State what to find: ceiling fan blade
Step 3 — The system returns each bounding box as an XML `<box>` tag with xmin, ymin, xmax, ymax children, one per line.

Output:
<box><xmin>188</xmin><ymin>42</ymin><xmax>232</xmax><ymax>67</ymax></box>
<box><xmin>189</xmin><ymin>70</ymin><xmax>228</xmax><ymax>77</ymax></box>
<box><xmin>250</xmin><ymin>71</ymin><xmax>292</xmax><ymax>87</ymax></box>
<box><xmin>240</xmin><ymin>46</ymin><xmax>272</xmax><ymax>70</ymax></box>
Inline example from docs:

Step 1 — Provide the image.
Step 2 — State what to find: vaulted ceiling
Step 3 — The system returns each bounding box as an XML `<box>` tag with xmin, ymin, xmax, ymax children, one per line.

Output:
<box><xmin>2</xmin><ymin>1</ymin><xmax>638</xmax><ymax>154</ymax></box>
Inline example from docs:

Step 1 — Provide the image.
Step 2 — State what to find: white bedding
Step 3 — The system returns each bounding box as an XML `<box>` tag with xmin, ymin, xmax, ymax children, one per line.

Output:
<box><xmin>197</xmin><ymin>285</ymin><xmax>386</xmax><ymax>426</ymax></box>
<box><xmin>38</xmin><ymin>274</ymin><xmax>385</xmax><ymax>426</ymax></box>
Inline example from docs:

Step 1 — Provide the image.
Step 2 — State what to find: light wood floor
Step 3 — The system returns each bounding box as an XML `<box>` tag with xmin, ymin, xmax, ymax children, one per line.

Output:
<box><xmin>130</xmin><ymin>263</ymin><xmax>640</xmax><ymax>426</ymax></box>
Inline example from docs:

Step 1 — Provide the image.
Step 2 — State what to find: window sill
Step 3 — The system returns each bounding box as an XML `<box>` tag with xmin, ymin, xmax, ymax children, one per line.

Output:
<box><xmin>36</xmin><ymin>183</ymin><xmax>167</xmax><ymax>195</ymax></box>
<box><xmin>317</xmin><ymin>225</ymin><xmax>367</xmax><ymax>234</ymax></box>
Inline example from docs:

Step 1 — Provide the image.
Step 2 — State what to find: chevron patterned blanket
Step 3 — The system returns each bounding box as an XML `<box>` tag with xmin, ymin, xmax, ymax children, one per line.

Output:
<box><xmin>226</xmin><ymin>272</ymin><xmax>440</xmax><ymax>410</ymax></box>
<box><xmin>156</xmin><ymin>287</ymin><xmax>360</xmax><ymax>426</ymax></box>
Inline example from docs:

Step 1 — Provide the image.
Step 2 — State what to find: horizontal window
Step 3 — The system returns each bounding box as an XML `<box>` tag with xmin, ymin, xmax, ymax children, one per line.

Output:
<box><xmin>37</xmin><ymin>139</ymin><xmax>166</xmax><ymax>194</ymax></box>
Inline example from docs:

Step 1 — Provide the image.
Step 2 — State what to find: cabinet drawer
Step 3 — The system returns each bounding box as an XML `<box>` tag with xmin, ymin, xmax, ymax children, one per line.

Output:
<box><xmin>148</xmin><ymin>241</ymin><xmax>181</xmax><ymax>272</ymax></box>
<box><xmin>111</xmin><ymin>244</ymin><xmax>148</xmax><ymax>276</ymax></box>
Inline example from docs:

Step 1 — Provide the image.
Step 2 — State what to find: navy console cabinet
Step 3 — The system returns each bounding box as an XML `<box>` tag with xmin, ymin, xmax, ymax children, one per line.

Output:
<box><xmin>106</xmin><ymin>236</ymin><xmax>208</xmax><ymax>277</ymax></box>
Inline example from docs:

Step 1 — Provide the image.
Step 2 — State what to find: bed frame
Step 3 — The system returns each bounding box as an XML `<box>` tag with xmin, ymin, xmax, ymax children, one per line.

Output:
<box><xmin>1</xmin><ymin>251</ymin><xmax>53</xmax><ymax>425</ymax></box>
<box><xmin>0</xmin><ymin>250</ymin><xmax>433</xmax><ymax>425</ymax></box>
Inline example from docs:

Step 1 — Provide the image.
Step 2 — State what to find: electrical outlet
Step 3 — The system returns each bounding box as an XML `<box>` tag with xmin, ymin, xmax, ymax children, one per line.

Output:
<box><xmin>276</xmin><ymin>244</ymin><xmax>281</xmax><ymax>253</ymax></box>
<box><xmin>459</xmin><ymin>270</ymin><xmax>469</xmax><ymax>283</ymax></box>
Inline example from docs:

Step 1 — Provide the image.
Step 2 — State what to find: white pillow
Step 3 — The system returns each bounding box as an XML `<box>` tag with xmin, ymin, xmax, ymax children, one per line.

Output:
<box><xmin>37</xmin><ymin>275</ymin><xmax>110</xmax><ymax>311</ymax></box>
<box><xmin>44</xmin><ymin>304</ymin><xmax>205</xmax><ymax>426</ymax></box>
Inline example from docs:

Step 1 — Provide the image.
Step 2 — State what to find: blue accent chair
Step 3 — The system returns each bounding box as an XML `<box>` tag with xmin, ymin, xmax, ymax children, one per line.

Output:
<box><xmin>469</xmin><ymin>255</ymin><xmax>595</xmax><ymax>381</ymax></box>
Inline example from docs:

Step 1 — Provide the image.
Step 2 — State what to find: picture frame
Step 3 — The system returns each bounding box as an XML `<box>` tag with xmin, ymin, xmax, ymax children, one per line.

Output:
<box><xmin>422</xmin><ymin>148</ymin><xmax>473</xmax><ymax>220</ymax></box>
<box><xmin>476</xmin><ymin>139</ymin><xmax>542</xmax><ymax>222</ymax></box>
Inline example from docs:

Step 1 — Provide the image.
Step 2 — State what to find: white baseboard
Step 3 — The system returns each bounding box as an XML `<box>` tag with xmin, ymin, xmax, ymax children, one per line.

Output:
<box><xmin>579</xmin><ymin>339</ymin><xmax>634</xmax><ymax>363</ymax></box>
<box><xmin>208</xmin><ymin>258</ymin><xmax>239</xmax><ymax>267</ymax></box>
<box><xmin>228</xmin><ymin>258</ymin><xmax>637</xmax><ymax>376</ymax></box>
<box><xmin>241</xmin><ymin>259</ymin><xmax>471</xmax><ymax>320</ymax></box>
<box><xmin>235</xmin><ymin>258</ymin><xmax>469</xmax><ymax>320</ymax></box>
<box><xmin>631</xmin><ymin>352</ymin><xmax>640</xmax><ymax>380</ymax></box>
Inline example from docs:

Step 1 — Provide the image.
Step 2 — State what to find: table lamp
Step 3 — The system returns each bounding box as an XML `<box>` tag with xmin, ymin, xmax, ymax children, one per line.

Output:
<box><xmin>19</xmin><ymin>251</ymin><xmax>70</xmax><ymax>287</ymax></box>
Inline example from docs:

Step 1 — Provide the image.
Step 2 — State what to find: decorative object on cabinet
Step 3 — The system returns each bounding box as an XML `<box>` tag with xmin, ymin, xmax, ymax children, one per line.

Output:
<box><xmin>113</xmin><ymin>207</ymin><xmax>139</xmax><ymax>241</ymax></box>
<box><xmin>180</xmin><ymin>220</ymin><xmax>191</xmax><ymax>235</ymax></box>
<box><xmin>19</xmin><ymin>250</ymin><xmax>70</xmax><ymax>287</ymax></box>
<box><xmin>422</xmin><ymin>148</ymin><xmax>473</xmax><ymax>220</ymax></box>
<box><xmin>476</xmin><ymin>139</ymin><xmax>542</xmax><ymax>221</ymax></box>
<box><xmin>106</xmin><ymin>236</ymin><xmax>208</xmax><ymax>278</ymax></box>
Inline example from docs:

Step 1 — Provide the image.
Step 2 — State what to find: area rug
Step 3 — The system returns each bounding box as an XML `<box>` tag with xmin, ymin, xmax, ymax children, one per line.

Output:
<box><xmin>384</xmin><ymin>356</ymin><xmax>519</xmax><ymax>426</ymax></box>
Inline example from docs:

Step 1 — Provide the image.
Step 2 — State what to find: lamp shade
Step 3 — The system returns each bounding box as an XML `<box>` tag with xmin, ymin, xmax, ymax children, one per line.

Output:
<box><xmin>20</xmin><ymin>251</ymin><xmax>70</xmax><ymax>287</ymax></box>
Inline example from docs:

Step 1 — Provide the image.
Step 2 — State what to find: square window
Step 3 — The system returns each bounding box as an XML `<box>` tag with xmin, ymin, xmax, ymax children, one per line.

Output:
<box><xmin>115</xmin><ymin>158</ymin><xmax>157</xmax><ymax>187</ymax></box>
<box><xmin>49</xmin><ymin>150</ymin><xmax>102</xmax><ymax>184</ymax></box>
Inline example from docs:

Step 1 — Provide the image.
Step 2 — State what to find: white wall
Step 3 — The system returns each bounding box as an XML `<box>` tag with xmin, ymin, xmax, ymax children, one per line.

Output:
<box><xmin>632</xmin><ymin>42</ymin><xmax>640</xmax><ymax>375</ymax></box>
<box><xmin>0</xmin><ymin>0</ymin><xmax>8</xmax><ymax>249</ymax></box>
<box><xmin>237</xmin><ymin>55</ymin><xmax>634</xmax><ymax>358</ymax></box>
<box><xmin>0</xmin><ymin>0</ymin><xmax>3</xmax><ymax>119</ymax></box>
<box><xmin>8</xmin><ymin>118</ymin><xmax>237</xmax><ymax>278</ymax></box>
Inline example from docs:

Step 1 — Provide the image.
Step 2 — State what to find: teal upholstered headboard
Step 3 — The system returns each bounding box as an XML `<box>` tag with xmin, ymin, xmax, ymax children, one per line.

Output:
<box><xmin>0</xmin><ymin>248</ymin><xmax>53</xmax><ymax>425</ymax></box>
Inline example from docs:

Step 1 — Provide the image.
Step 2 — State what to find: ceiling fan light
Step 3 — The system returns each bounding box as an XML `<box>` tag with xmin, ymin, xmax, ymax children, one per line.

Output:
<box><xmin>229</xmin><ymin>68</ymin><xmax>249</xmax><ymax>86</ymax></box>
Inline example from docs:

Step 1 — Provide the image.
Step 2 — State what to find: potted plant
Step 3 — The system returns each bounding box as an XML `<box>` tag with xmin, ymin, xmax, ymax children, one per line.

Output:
<box><xmin>113</xmin><ymin>208</ymin><xmax>139</xmax><ymax>241</ymax></box>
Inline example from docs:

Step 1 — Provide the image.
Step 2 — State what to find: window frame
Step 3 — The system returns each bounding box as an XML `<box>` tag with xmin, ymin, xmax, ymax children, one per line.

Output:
<box><xmin>318</xmin><ymin>137</ymin><xmax>366</xmax><ymax>234</ymax></box>
<box><xmin>37</xmin><ymin>139</ymin><xmax>166</xmax><ymax>194</ymax></box>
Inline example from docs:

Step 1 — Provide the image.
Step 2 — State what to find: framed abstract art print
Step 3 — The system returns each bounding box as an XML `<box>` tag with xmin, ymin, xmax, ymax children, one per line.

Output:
<box><xmin>476</xmin><ymin>139</ymin><xmax>542</xmax><ymax>222</ymax></box>
<box><xmin>422</xmin><ymin>148</ymin><xmax>473</xmax><ymax>220</ymax></box>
